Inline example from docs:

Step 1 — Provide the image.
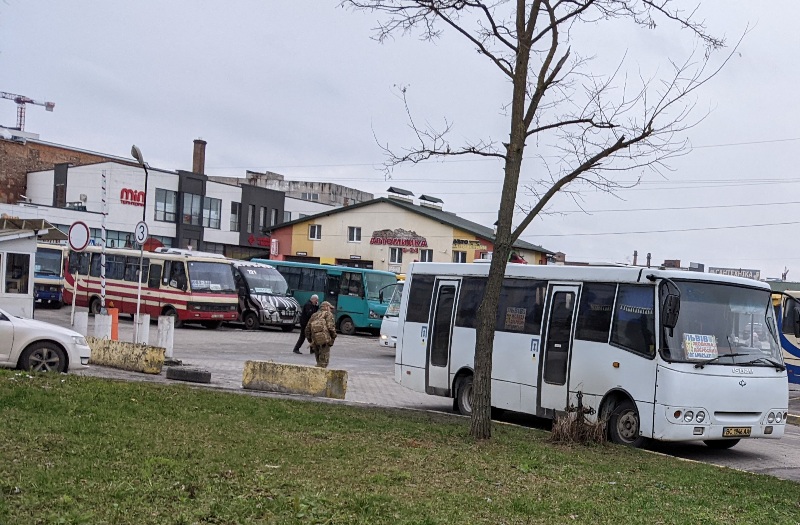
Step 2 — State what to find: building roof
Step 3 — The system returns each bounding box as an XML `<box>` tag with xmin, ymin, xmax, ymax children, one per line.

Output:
<box><xmin>0</xmin><ymin>217</ymin><xmax>67</xmax><ymax>242</ymax></box>
<box><xmin>267</xmin><ymin>197</ymin><xmax>554</xmax><ymax>255</ymax></box>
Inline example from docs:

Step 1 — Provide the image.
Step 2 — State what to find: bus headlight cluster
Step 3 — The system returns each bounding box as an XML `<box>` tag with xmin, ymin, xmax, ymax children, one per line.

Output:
<box><xmin>673</xmin><ymin>409</ymin><xmax>706</xmax><ymax>423</ymax></box>
<box><xmin>767</xmin><ymin>411</ymin><xmax>786</xmax><ymax>424</ymax></box>
<box><xmin>369</xmin><ymin>310</ymin><xmax>380</xmax><ymax>319</ymax></box>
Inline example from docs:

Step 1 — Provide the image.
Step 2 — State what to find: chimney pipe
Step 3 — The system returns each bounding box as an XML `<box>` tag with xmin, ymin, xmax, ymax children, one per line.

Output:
<box><xmin>192</xmin><ymin>139</ymin><xmax>207</xmax><ymax>174</ymax></box>
<box><xmin>646</xmin><ymin>252</ymin><xmax>651</xmax><ymax>268</ymax></box>
<box><xmin>633</xmin><ymin>250</ymin><xmax>638</xmax><ymax>266</ymax></box>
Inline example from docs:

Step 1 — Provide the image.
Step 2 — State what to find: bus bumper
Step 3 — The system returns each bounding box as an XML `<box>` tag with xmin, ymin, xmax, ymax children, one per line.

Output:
<box><xmin>260</xmin><ymin>309</ymin><xmax>298</xmax><ymax>327</ymax></box>
<box><xmin>652</xmin><ymin>403</ymin><xmax>788</xmax><ymax>441</ymax></box>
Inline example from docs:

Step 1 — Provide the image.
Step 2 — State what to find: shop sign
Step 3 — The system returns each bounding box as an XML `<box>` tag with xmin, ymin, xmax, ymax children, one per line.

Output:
<box><xmin>453</xmin><ymin>238</ymin><xmax>487</xmax><ymax>250</ymax></box>
<box><xmin>120</xmin><ymin>188</ymin><xmax>145</xmax><ymax>207</ymax></box>
<box><xmin>708</xmin><ymin>267</ymin><xmax>761</xmax><ymax>280</ymax></box>
<box><xmin>247</xmin><ymin>234</ymin><xmax>270</xmax><ymax>247</ymax></box>
<box><xmin>296</xmin><ymin>251</ymin><xmax>308</xmax><ymax>256</ymax></box>
<box><xmin>270</xmin><ymin>238</ymin><xmax>279</xmax><ymax>254</ymax></box>
<box><xmin>370</xmin><ymin>228</ymin><xmax>428</xmax><ymax>247</ymax></box>
<box><xmin>350</xmin><ymin>255</ymin><xmax>361</xmax><ymax>260</ymax></box>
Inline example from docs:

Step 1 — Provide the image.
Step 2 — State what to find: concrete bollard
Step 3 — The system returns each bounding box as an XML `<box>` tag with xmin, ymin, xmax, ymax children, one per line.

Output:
<box><xmin>94</xmin><ymin>314</ymin><xmax>112</xmax><ymax>339</ymax></box>
<box><xmin>134</xmin><ymin>314</ymin><xmax>151</xmax><ymax>345</ymax></box>
<box><xmin>74</xmin><ymin>312</ymin><xmax>89</xmax><ymax>337</ymax></box>
<box><xmin>157</xmin><ymin>316</ymin><xmax>175</xmax><ymax>358</ymax></box>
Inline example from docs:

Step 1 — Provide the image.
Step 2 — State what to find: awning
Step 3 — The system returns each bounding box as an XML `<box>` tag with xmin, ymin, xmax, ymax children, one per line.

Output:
<box><xmin>0</xmin><ymin>217</ymin><xmax>68</xmax><ymax>242</ymax></box>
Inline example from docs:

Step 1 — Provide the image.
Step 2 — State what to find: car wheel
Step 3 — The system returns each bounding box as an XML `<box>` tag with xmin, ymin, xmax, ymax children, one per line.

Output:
<box><xmin>338</xmin><ymin>317</ymin><xmax>356</xmax><ymax>336</ymax></box>
<box><xmin>19</xmin><ymin>342</ymin><xmax>67</xmax><ymax>373</ymax></box>
<box><xmin>703</xmin><ymin>439</ymin><xmax>740</xmax><ymax>450</ymax></box>
<box><xmin>163</xmin><ymin>307</ymin><xmax>182</xmax><ymax>328</ymax></box>
<box><xmin>280</xmin><ymin>325</ymin><xmax>294</xmax><ymax>333</ymax></box>
<box><xmin>456</xmin><ymin>375</ymin><xmax>473</xmax><ymax>416</ymax></box>
<box><xmin>89</xmin><ymin>297</ymin><xmax>102</xmax><ymax>315</ymax></box>
<box><xmin>243</xmin><ymin>311</ymin><xmax>259</xmax><ymax>331</ymax></box>
<box><xmin>608</xmin><ymin>399</ymin><xmax>645</xmax><ymax>447</ymax></box>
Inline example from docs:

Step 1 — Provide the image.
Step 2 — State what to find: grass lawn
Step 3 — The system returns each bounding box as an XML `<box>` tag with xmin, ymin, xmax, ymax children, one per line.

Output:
<box><xmin>1</xmin><ymin>369</ymin><xmax>798</xmax><ymax>524</ymax></box>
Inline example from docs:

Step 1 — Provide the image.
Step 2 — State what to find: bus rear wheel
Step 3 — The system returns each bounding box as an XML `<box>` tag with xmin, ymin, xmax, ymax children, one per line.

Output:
<box><xmin>89</xmin><ymin>297</ymin><xmax>102</xmax><ymax>315</ymax></box>
<box><xmin>455</xmin><ymin>375</ymin><xmax>473</xmax><ymax>416</ymax></box>
<box><xmin>703</xmin><ymin>439</ymin><xmax>740</xmax><ymax>450</ymax></box>
<box><xmin>608</xmin><ymin>399</ymin><xmax>645</xmax><ymax>447</ymax></box>
<box><xmin>338</xmin><ymin>317</ymin><xmax>356</xmax><ymax>336</ymax></box>
<box><xmin>163</xmin><ymin>307</ymin><xmax>183</xmax><ymax>328</ymax></box>
<box><xmin>280</xmin><ymin>325</ymin><xmax>294</xmax><ymax>333</ymax></box>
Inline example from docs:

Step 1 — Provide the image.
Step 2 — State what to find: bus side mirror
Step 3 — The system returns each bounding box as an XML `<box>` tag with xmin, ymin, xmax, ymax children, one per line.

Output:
<box><xmin>793</xmin><ymin>307</ymin><xmax>800</xmax><ymax>338</ymax></box>
<box><xmin>662</xmin><ymin>293</ymin><xmax>680</xmax><ymax>335</ymax></box>
<box><xmin>379</xmin><ymin>291</ymin><xmax>384</xmax><ymax>303</ymax></box>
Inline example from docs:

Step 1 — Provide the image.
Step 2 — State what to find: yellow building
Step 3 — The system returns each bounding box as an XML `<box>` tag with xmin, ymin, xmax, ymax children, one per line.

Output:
<box><xmin>267</xmin><ymin>195</ymin><xmax>553</xmax><ymax>274</ymax></box>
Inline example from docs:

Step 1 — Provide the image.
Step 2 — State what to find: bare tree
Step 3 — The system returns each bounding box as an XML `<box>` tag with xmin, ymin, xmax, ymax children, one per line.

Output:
<box><xmin>343</xmin><ymin>0</ymin><xmax>732</xmax><ymax>439</ymax></box>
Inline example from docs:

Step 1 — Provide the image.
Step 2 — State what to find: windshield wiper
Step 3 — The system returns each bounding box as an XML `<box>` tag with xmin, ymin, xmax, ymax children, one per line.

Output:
<box><xmin>740</xmin><ymin>357</ymin><xmax>787</xmax><ymax>371</ymax></box>
<box><xmin>693</xmin><ymin>353</ymin><xmax>750</xmax><ymax>369</ymax></box>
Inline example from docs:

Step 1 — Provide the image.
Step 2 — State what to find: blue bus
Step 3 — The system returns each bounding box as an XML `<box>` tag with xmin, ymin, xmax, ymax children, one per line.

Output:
<box><xmin>34</xmin><ymin>243</ymin><xmax>67</xmax><ymax>308</ymax></box>
<box><xmin>770</xmin><ymin>288</ymin><xmax>800</xmax><ymax>384</ymax></box>
<box><xmin>253</xmin><ymin>259</ymin><xmax>397</xmax><ymax>335</ymax></box>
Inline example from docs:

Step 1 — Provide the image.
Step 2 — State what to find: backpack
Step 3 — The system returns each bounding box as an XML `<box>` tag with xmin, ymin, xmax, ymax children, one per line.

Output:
<box><xmin>309</xmin><ymin>313</ymin><xmax>331</xmax><ymax>346</ymax></box>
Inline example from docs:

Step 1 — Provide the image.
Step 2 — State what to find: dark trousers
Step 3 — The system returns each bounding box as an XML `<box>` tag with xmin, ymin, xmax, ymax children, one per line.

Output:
<box><xmin>293</xmin><ymin>325</ymin><xmax>307</xmax><ymax>352</ymax></box>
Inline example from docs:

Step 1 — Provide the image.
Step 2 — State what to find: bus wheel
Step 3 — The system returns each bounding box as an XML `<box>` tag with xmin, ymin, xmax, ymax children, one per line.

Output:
<box><xmin>53</xmin><ymin>301</ymin><xmax>64</xmax><ymax>309</ymax></box>
<box><xmin>89</xmin><ymin>297</ymin><xmax>102</xmax><ymax>315</ymax></box>
<box><xmin>243</xmin><ymin>311</ymin><xmax>259</xmax><ymax>331</ymax></box>
<box><xmin>19</xmin><ymin>342</ymin><xmax>67</xmax><ymax>373</ymax></box>
<box><xmin>608</xmin><ymin>400</ymin><xmax>645</xmax><ymax>447</ymax></box>
<box><xmin>338</xmin><ymin>317</ymin><xmax>356</xmax><ymax>336</ymax></box>
<box><xmin>455</xmin><ymin>375</ymin><xmax>474</xmax><ymax>416</ymax></box>
<box><xmin>163</xmin><ymin>307</ymin><xmax>183</xmax><ymax>328</ymax></box>
<box><xmin>202</xmin><ymin>321</ymin><xmax>222</xmax><ymax>330</ymax></box>
<box><xmin>703</xmin><ymin>439</ymin><xmax>740</xmax><ymax>450</ymax></box>
<box><xmin>280</xmin><ymin>325</ymin><xmax>294</xmax><ymax>333</ymax></box>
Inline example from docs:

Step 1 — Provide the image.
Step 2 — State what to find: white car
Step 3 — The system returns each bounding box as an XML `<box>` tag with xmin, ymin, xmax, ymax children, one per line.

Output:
<box><xmin>0</xmin><ymin>307</ymin><xmax>91</xmax><ymax>372</ymax></box>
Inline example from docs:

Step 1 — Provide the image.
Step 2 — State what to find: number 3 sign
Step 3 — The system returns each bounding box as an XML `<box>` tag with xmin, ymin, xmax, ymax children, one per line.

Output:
<box><xmin>134</xmin><ymin>221</ymin><xmax>149</xmax><ymax>245</ymax></box>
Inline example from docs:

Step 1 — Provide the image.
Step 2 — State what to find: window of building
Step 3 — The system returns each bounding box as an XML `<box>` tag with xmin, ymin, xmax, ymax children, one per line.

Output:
<box><xmin>452</xmin><ymin>251</ymin><xmax>467</xmax><ymax>263</ymax></box>
<box><xmin>182</xmin><ymin>193</ymin><xmax>202</xmax><ymax>225</ymax></box>
<box><xmin>260</xmin><ymin>207</ymin><xmax>268</xmax><ymax>231</ymax></box>
<box><xmin>348</xmin><ymin>226</ymin><xmax>361</xmax><ymax>242</ymax></box>
<box><xmin>576</xmin><ymin>283</ymin><xmax>617</xmax><ymax>343</ymax></box>
<box><xmin>202</xmin><ymin>197</ymin><xmax>221</xmax><ymax>229</ymax></box>
<box><xmin>610</xmin><ymin>285</ymin><xmax>655</xmax><ymax>357</ymax></box>
<box><xmin>4</xmin><ymin>253</ymin><xmax>30</xmax><ymax>294</ymax></box>
<box><xmin>283</xmin><ymin>211</ymin><xmax>292</xmax><ymax>223</ymax></box>
<box><xmin>230</xmin><ymin>202</ymin><xmax>241</xmax><ymax>231</ymax></box>
<box><xmin>420</xmin><ymin>249</ymin><xmax>433</xmax><ymax>262</ymax></box>
<box><xmin>247</xmin><ymin>204</ymin><xmax>255</xmax><ymax>233</ymax></box>
<box><xmin>301</xmin><ymin>192</ymin><xmax>319</xmax><ymax>201</ymax></box>
<box><xmin>309</xmin><ymin>224</ymin><xmax>322</xmax><ymax>240</ymax></box>
<box><xmin>270</xmin><ymin>208</ymin><xmax>279</xmax><ymax>226</ymax></box>
<box><xmin>155</xmin><ymin>188</ymin><xmax>177</xmax><ymax>222</ymax></box>
<box><xmin>390</xmin><ymin>247</ymin><xmax>402</xmax><ymax>264</ymax></box>
<box><xmin>203</xmin><ymin>242</ymin><xmax>225</xmax><ymax>255</ymax></box>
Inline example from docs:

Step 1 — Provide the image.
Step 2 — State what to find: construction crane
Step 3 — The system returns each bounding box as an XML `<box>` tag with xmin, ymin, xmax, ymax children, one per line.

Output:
<box><xmin>1</xmin><ymin>91</ymin><xmax>55</xmax><ymax>131</ymax></box>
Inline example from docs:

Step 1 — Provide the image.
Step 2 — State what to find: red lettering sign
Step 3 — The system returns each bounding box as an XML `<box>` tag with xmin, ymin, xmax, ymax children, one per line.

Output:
<box><xmin>120</xmin><ymin>188</ymin><xmax>145</xmax><ymax>207</ymax></box>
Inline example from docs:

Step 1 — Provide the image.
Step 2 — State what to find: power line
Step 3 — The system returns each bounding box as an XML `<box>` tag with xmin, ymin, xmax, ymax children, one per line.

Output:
<box><xmin>522</xmin><ymin>220</ymin><xmax>800</xmax><ymax>238</ymax></box>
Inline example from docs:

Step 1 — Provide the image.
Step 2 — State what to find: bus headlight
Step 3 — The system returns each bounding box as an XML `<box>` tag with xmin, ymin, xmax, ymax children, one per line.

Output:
<box><xmin>775</xmin><ymin>412</ymin><xmax>783</xmax><ymax>423</ymax></box>
<box><xmin>695</xmin><ymin>411</ymin><xmax>705</xmax><ymax>423</ymax></box>
<box><xmin>683</xmin><ymin>411</ymin><xmax>694</xmax><ymax>422</ymax></box>
<box><xmin>767</xmin><ymin>412</ymin><xmax>775</xmax><ymax>423</ymax></box>
<box><xmin>369</xmin><ymin>310</ymin><xmax>380</xmax><ymax>319</ymax></box>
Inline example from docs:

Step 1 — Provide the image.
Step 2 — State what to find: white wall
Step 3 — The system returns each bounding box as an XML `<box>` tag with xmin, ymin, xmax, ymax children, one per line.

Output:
<box><xmin>203</xmin><ymin>180</ymin><xmax>241</xmax><ymax>245</ymax></box>
<box><xmin>284</xmin><ymin>196</ymin><xmax>335</xmax><ymax>221</ymax></box>
<box><xmin>0</xmin><ymin>235</ymin><xmax>37</xmax><ymax>318</ymax></box>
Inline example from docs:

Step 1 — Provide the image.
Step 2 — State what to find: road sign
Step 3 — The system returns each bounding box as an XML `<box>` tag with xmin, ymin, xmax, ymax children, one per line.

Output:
<box><xmin>134</xmin><ymin>221</ymin><xmax>149</xmax><ymax>245</ymax></box>
<box><xmin>68</xmin><ymin>221</ymin><xmax>90</xmax><ymax>252</ymax></box>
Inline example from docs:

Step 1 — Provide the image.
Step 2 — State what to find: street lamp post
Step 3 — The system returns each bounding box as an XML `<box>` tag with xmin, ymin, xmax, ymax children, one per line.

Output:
<box><xmin>131</xmin><ymin>145</ymin><xmax>149</xmax><ymax>344</ymax></box>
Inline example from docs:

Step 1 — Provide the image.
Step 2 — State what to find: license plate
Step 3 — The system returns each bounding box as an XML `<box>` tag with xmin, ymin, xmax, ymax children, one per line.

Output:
<box><xmin>211</xmin><ymin>314</ymin><xmax>223</xmax><ymax>319</ymax></box>
<box><xmin>722</xmin><ymin>426</ymin><xmax>751</xmax><ymax>437</ymax></box>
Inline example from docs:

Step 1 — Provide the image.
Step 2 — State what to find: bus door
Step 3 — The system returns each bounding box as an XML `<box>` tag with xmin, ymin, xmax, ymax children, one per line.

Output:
<box><xmin>539</xmin><ymin>285</ymin><xmax>579</xmax><ymax>412</ymax></box>
<box><xmin>426</xmin><ymin>279</ymin><xmax>459</xmax><ymax>396</ymax></box>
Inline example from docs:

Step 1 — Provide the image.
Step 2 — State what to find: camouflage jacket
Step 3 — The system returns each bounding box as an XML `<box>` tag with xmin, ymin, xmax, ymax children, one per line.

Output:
<box><xmin>305</xmin><ymin>310</ymin><xmax>336</xmax><ymax>347</ymax></box>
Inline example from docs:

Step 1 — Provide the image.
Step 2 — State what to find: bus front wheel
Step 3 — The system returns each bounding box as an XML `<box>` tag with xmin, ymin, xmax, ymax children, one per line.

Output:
<box><xmin>338</xmin><ymin>317</ymin><xmax>356</xmax><ymax>336</ymax></box>
<box><xmin>455</xmin><ymin>375</ymin><xmax>473</xmax><ymax>416</ymax></box>
<box><xmin>703</xmin><ymin>439</ymin><xmax>740</xmax><ymax>450</ymax></box>
<box><xmin>243</xmin><ymin>311</ymin><xmax>260</xmax><ymax>331</ymax></box>
<box><xmin>608</xmin><ymin>399</ymin><xmax>645</xmax><ymax>447</ymax></box>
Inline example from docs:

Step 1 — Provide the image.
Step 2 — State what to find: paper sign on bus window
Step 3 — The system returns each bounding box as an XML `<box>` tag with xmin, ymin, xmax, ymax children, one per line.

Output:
<box><xmin>505</xmin><ymin>307</ymin><xmax>526</xmax><ymax>331</ymax></box>
<box><xmin>683</xmin><ymin>333</ymin><xmax>718</xmax><ymax>360</ymax></box>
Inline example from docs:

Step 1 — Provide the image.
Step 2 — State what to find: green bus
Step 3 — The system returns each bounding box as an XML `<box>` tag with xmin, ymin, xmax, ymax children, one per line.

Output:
<box><xmin>253</xmin><ymin>259</ymin><xmax>397</xmax><ymax>335</ymax></box>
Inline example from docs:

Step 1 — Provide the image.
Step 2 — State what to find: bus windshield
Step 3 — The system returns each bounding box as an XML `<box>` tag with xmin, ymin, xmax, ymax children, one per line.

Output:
<box><xmin>385</xmin><ymin>282</ymin><xmax>404</xmax><ymax>317</ymax></box>
<box><xmin>366</xmin><ymin>273</ymin><xmax>398</xmax><ymax>301</ymax></box>
<box><xmin>35</xmin><ymin>249</ymin><xmax>63</xmax><ymax>276</ymax></box>
<box><xmin>188</xmin><ymin>261</ymin><xmax>237</xmax><ymax>293</ymax></box>
<box><xmin>661</xmin><ymin>281</ymin><xmax>782</xmax><ymax>366</ymax></box>
<box><xmin>239</xmin><ymin>266</ymin><xmax>288</xmax><ymax>295</ymax></box>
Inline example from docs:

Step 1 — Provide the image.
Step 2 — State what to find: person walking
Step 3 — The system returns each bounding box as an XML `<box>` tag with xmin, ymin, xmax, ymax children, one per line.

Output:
<box><xmin>305</xmin><ymin>301</ymin><xmax>336</xmax><ymax>368</ymax></box>
<box><xmin>293</xmin><ymin>294</ymin><xmax>319</xmax><ymax>354</ymax></box>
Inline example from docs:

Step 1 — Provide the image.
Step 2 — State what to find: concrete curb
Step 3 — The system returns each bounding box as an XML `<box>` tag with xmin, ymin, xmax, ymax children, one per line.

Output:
<box><xmin>86</xmin><ymin>337</ymin><xmax>165</xmax><ymax>374</ymax></box>
<box><xmin>242</xmin><ymin>360</ymin><xmax>347</xmax><ymax>399</ymax></box>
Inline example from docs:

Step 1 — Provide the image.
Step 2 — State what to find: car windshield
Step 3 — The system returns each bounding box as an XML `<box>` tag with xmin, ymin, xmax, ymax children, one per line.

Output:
<box><xmin>660</xmin><ymin>281</ymin><xmax>783</xmax><ymax>366</ymax></box>
<box><xmin>35</xmin><ymin>249</ymin><xmax>63</xmax><ymax>276</ymax></box>
<box><xmin>238</xmin><ymin>265</ymin><xmax>289</xmax><ymax>295</ymax></box>
<box><xmin>188</xmin><ymin>261</ymin><xmax>237</xmax><ymax>293</ymax></box>
<box><xmin>365</xmin><ymin>273</ymin><xmax>398</xmax><ymax>301</ymax></box>
<box><xmin>385</xmin><ymin>282</ymin><xmax>404</xmax><ymax>317</ymax></box>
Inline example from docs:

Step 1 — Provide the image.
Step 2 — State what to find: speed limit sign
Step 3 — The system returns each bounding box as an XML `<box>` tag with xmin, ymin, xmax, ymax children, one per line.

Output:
<box><xmin>134</xmin><ymin>221</ymin><xmax>149</xmax><ymax>245</ymax></box>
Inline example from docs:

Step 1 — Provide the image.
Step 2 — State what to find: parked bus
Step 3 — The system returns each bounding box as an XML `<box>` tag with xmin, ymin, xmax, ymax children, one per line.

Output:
<box><xmin>63</xmin><ymin>246</ymin><xmax>238</xmax><ymax>328</ymax></box>
<box><xmin>769</xmin><ymin>290</ymin><xmax>800</xmax><ymax>385</ymax></box>
<box><xmin>254</xmin><ymin>259</ymin><xmax>397</xmax><ymax>335</ymax></box>
<box><xmin>34</xmin><ymin>243</ymin><xmax>67</xmax><ymax>308</ymax></box>
<box><xmin>229</xmin><ymin>260</ymin><xmax>300</xmax><ymax>331</ymax></box>
<box><xmin>395</xmin><ymin>262</ymin><xmax>789</xmax><ymax>448</ymax></box>
<box><xmin>379</xmin><ymin>281</ymin><xmax>404</xmax><ymax>348</ymax></box>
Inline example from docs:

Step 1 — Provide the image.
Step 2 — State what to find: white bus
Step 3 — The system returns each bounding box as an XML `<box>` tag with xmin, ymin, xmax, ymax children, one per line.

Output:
<box><xmin>379</xmin><ymin>281</ymin><xmax>404</xmax><ymax>348</ymax></box>
<box><xmin>395</xmin><ymin>262</ymin><xmax>789</xmax><ymax>448</ymax></box>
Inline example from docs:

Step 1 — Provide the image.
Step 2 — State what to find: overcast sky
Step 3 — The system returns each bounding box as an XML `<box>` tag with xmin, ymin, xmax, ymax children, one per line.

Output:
<box><xmin>2</xmin><ymin>1</ymin><xmax>799</xmax><ymax>279</ymax></box>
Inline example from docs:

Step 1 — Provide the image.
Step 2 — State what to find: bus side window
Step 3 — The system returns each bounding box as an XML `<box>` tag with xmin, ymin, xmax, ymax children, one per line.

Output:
<box><xmin>89</xmin><ymin>253</ymin><xmax>102</xmax><ymax>277</ymax></box>
<box><xmin>68</xmin><ymin>252</ymin><xmax>90</xmax><ymax>275</ymax></box>
<box><xmin>169</xmin><ymin>262</ymin><xmax>187</xmax><ymax>291</ymax></box>
<box><xmin>148</xmin><ymin>264</ymin><xmax>162</xmax><ymax>289</ymax></box>
<box><xmin>327</xmin><ymin>274</ymin><xmax>341</xmax><ymax>299</ymax></box>
<box><xmin>343</xmin><ymin>272</ymin><xmax>364</xmax><ymax>297</ymax></box>
<box><xmin>782</xmin><ymin>297</ymin><xmax>798</xmax><ymax>335</ymax></box>
<box><xmin>162</xmin><ymin>261</ymin><xmax>172</xmax><ymax>286</ymax></box>
<box><xmin>406</xmin><ymin>274</ymin><xmax>436</xmax><ymax>323</ymax></box>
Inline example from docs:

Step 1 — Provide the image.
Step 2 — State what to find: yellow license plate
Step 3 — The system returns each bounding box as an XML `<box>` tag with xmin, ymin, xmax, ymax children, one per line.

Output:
<box><xmin>722</xmin><ymin>427</ymin><xmax>751</xmax><ymax>437</ymax></box>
